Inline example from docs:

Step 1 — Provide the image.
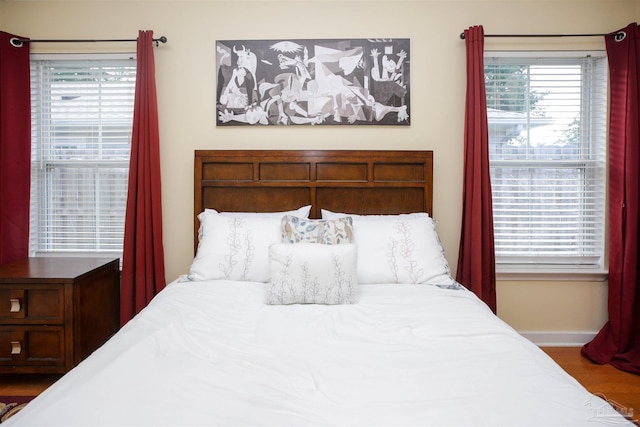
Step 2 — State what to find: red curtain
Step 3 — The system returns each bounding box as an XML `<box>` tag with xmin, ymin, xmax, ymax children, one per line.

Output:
<box><xmin>0</xmin><ymin>32</ymin><xmax>31</xmax><ymax>265</ymax></box>
<box><xmin>582</xmin><ymin>23</ymin><xmax>640</xmax><ymax>374</ymax></box>
<box><xmin>456</xmin><ymin>25</ymin><xmax>497</xmax><ymax>313</ymax></box>
<box><xmin>121</xmin><ymin>30</ymin><xmax>166</xmax><ymax>326</ymax></box>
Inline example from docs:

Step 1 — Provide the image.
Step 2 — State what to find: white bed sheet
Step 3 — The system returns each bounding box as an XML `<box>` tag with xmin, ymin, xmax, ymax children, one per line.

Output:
<box><xmin>7</xmin><ymin>279</ymin><xmax>633</xmax><ymax>426</ymax></box>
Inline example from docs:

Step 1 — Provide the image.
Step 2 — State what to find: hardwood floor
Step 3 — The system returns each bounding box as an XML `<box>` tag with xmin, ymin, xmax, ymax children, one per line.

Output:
<box><xmin>0</xmin><ymin>373</ymin><xmax>61</xmax><ymax>397</ymax></box>
<box><xmin>541</xmin><ymin>346</ymin><xmax>640</xmax><ymax>424</ymax></box>
<box><xmin>0</xmin><ymin>347</ymin><xmax>638</xmax><ymax>424</ymax></box>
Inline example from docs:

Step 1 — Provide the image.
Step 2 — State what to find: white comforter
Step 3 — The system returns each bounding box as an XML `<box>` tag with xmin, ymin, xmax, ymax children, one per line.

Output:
<box><xmin>7</xmin><ymin>280</ymin><xmax>633</xmax><ymax>426</ymax></box>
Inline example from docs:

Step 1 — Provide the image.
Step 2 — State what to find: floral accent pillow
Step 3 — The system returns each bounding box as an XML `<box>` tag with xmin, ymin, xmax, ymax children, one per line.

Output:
<box><xmin>266</xmin><ymin>243</ymin><xmax>358</xmax><ymax>305</ymax></box>
<box><xmin>281</xmin><ymin>216</ymin><xmax>354</xmax><ymax>244</ymax></box>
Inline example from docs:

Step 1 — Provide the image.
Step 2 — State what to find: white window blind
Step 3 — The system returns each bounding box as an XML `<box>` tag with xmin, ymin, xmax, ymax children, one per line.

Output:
<box><xmin>485</xmin><ymin>53</ymin><xmax>607</xmax><ymax>271</ymax></box>
<box><xmin>30</xmin><ymin>55</ymin><xmax>136</xmax><ymax>258</ymax></box>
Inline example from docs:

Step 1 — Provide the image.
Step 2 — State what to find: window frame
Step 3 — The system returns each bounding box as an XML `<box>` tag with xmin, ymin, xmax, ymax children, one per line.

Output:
<box><xmin>484</xmin><ymin>51</ymin><xmax>608</xmax><ymax>281</ymax></box>
<box><xmin>29</xmin><ymin>53</ymin><xmax>136</xmax><ymax>262</ymax></box>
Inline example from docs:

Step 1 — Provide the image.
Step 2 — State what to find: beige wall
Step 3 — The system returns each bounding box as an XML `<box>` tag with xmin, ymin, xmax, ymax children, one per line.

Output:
<box><xmin>1</xmin><ymin>0</ymin><xmax>635</xmax><ymax>337</ymax></box>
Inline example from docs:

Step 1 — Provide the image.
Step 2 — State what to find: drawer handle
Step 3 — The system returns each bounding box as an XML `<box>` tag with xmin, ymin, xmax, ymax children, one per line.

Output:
<box><xmin>10</xmin><ymin>341</ymin><xmax>22</xmax><ymax>355</ymax></box>
<box><xmin>10</xmin><ymin>298</ymin><xmax>21</xmax><ymax>313</ymax></box>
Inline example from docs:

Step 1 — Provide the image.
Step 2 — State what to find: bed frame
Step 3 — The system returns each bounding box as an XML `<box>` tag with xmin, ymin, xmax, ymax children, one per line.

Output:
<box><xmin>194</xmin><ymin>150</ymin><xmax>434</xmax><ymax>252</ymax></box>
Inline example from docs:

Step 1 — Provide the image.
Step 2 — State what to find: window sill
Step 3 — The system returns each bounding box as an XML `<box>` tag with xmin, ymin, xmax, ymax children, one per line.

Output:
<box><xmin>496</xmin><ymin>267</ymin><xmax>608</xmax><ymax>282</ymax></box>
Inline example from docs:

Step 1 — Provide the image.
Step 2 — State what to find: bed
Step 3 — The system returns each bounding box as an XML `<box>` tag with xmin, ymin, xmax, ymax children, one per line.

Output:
<box><xmin>6</xmin><ymin>150</ymin><xmax>634</xmax><ymax>426</ymax></box>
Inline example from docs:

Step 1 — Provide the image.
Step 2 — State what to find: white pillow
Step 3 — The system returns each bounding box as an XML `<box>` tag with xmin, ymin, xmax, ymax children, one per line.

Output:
<box><xmin>321</xmin><ymin>209</ymin><xmax>428</xmax><ymax>220</ymax></box>
<box><xmin>207</xmin><ymin>205</ymin><xmax>311</xmax><ymax>218</ymax></box>
<box><xmin>266</xmin><ymin>243</ymin><xmax>358</xmax><ymax>305</ymax></box>
<box><xmin>321</xmin><ymin>210</ymin><xmax>452</xmax><ymax>285</ymax></box>
<box><xmin>189</xmin><ymin>206</ymin><xmax>311</xmax><ymax>282</ymax></box>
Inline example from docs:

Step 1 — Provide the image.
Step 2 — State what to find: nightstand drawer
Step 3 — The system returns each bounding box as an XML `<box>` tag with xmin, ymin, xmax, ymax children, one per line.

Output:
<box><xmin>0</xmin><ymin>326</ymin><xmax>65</xmax><ymax>368</ymax></box>
<box><xmin>0</xmin><ymin>286</ymin><xmax>64</xmax><ymax>324</ymax></box>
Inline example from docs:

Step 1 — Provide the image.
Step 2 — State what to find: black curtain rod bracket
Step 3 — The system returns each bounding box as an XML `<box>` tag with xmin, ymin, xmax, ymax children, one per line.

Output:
<box><xmin>10</xmin><ymin>36</ymin><xmax>167</xmax><ymax>48</ymax></box>
<box><xmin>459</xmin><ymin>31</ymin><xmax>626</xmax><ymax>41</ymax></box>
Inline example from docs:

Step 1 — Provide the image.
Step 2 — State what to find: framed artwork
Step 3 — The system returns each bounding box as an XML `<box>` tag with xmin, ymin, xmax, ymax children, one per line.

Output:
<box><xmin>215</xmin><ymin>38</ymin><xmax>410</xmax><ymax>126</ymax></box>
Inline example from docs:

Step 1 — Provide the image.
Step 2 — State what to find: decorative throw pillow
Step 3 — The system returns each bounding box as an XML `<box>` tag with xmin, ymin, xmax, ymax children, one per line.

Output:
<box><xmin>321</xmin><ymin>210</ymin><xmax>453</xmax><ymax>285</ymax></box>
<box><xmin>281</xmin><ymin>216</ymin><xmax>353</xmax><ymax>244</ymax></box>
<box><xmin>266</xmin><ymin>243</ymin><xmax>358</xmax><ymax>305</ymax></box>
<box><xmin>189</xmin><ymin>206</ymin><xmax>311</xmax><ymax>282</ymax></box>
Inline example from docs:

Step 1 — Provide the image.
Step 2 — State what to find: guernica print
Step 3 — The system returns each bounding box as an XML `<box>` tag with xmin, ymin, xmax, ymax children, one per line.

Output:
<box><xmin>215</xmin><ymin>38</ymin><xmax>410</xmax><ymax>126</ymax></box>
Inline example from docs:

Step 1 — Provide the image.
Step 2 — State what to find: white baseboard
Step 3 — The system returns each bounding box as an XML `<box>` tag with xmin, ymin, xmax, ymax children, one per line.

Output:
<box><xmin>519</xmin><ymin>331</ymin><xmax>598</xmax><ymax>347</ymax></box>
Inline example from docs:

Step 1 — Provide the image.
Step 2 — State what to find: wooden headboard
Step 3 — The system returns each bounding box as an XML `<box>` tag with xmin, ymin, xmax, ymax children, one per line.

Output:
<box><xmin>194</xmin><ymin>150</ymin><xmax>433</xmax><ymax>251</ymax></box>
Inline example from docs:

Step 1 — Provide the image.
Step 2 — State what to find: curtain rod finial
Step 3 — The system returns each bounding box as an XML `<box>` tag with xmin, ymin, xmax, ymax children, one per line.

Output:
<box><xmin>460</xmin><ymin>32</ymin><xmax>466</xmax><ymax>40</ymax></box>
<box><xmin>9</xmin><ymin>38</ymin><xmax>24</xmax><ymax>48</ymax></box>
<box><xmin>153</xmin><ymin>36</ymin><xmax>167</xmax><ymax>47</ymax></box>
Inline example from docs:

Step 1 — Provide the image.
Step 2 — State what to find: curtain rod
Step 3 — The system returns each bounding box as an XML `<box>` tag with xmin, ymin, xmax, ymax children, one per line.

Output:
<box><xmin>459</xmin><ymin>31</ymin><xmax>626</xmax><ymax>41</ymax></box>
<box><xmin>10</xmin><ymin>36</ymin><xmax>167</xmax><ymax>48</ymax></box>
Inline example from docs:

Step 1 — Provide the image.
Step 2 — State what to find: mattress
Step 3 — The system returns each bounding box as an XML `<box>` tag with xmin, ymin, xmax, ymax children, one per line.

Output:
<box><xmin>6</xmin><ymin>279</ymin><xmax>633</xmax><ymax>426</ymax></box>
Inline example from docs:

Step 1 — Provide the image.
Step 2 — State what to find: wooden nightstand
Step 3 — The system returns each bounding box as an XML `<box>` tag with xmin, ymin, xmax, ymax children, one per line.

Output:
<box><xmin>0</xmin><ymin>257</ymin><xmax>120</xmax><ymax>374</ymax></box>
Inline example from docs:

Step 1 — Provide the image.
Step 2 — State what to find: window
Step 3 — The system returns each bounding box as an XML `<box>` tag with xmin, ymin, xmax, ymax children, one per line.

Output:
<box><xmin>30</xmin><ymin>55</ymin><xmax>136</xmax><ymax>259</ymax></box>
<box><xmin>485</xmin><ymin>52</ymin><xmax>607</xmax><ymax>275</ymax></box>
